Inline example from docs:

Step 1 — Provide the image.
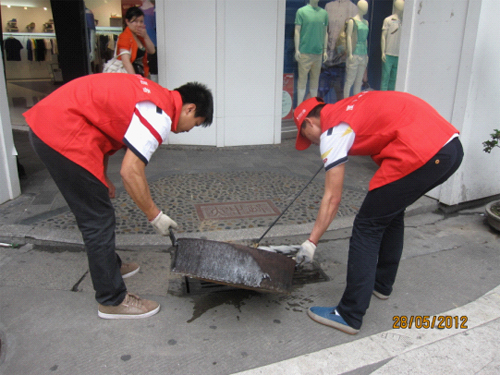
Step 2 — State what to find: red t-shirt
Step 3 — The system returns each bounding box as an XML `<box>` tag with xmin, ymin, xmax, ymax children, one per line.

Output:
<box><xmin>24</xmin><ymin>74</ymin><xmax>182</xmax><ymax>186</ymax></box>
<box><xmin>320</xmin><ymin>91</ymin><xmax>459</xmax><ymax>190</ymax></box>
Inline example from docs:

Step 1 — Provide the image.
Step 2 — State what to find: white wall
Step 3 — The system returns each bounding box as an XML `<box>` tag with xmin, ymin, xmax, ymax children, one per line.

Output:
<box><xmin>1</xmin><ymin>2</ymin><xmax>52</xmax><ymax>34</ymax></box>
<box><xmin>84</xmin><ymin>0</ymin><xmax>122</xmax><ymax>28</ymax></box>
<box><xmin>157</xmin><ymin>0</ymin><xmax>284</xmax><ymax>147</ymax></box>
<box><xmin>397</xmin><ymin>0</ymin><xmax>500</xmax><ymax>205</ymax></box>
<box><xmin>157</xmin><ymin>0</ymin><xmax>217</xmax><ymax>146</ymax></box>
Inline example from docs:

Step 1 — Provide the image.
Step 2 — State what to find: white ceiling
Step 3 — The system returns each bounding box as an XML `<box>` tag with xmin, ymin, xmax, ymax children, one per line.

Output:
<box><xmin>1</xmin><ymin>0</ymin><xmax>52</xmax><ymax>8</ymax></box>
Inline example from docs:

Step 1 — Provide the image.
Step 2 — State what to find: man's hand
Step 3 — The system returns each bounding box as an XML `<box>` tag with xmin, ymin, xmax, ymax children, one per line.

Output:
<box><xmin>296</xmin><ymin>240</ymin><xmax>317</xmax><ymax>264</ymax></box>
<box><xmin>150</xmin><ymin>211</ymin><xmax>178</xmax><ymax>236</ymax></box>
<box><xmin>105</xmin><ymin>177</ymin><xmax>116</xmax><ymax>199</ymax></box>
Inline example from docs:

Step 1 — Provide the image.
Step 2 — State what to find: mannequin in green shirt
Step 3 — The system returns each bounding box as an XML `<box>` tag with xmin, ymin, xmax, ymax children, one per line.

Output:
<box><xmin>294</xmin><ymin>0</ymin><xmax>329</xmax><ymax>104</ymax></box>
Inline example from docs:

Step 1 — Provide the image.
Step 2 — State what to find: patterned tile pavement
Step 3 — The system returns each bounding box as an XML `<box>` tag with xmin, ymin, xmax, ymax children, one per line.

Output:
<box><xmin>33</xmin><ymin>170</ymin><xmax>366</xmax><ymax>234</ymax></box>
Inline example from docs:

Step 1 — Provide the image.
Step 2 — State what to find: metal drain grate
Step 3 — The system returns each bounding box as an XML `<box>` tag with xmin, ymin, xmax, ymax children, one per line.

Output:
<box><xmin>169</xmin><ymin>261</ymin><xmax>329</xmax><ymax>296</ymax></box>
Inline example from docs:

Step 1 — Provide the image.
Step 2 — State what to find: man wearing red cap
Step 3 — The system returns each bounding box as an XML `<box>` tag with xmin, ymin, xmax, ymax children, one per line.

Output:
<box><xmin>293</xmin><ymin>91</ymin><xmax>463</xmax><ymax>334</ymax></box>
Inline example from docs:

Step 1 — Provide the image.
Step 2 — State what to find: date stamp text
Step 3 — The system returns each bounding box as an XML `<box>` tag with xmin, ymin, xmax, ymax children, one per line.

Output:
<box><xmin>392</xmin><ymin>315</ymin><xmax>468</xmax><ymax>329</ymax></box>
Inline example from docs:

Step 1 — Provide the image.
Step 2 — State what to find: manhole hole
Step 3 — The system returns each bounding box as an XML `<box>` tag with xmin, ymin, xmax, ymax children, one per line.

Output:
<box><xmin>169</xmin><ymin>261</ymin><xmax>329</xmax><ymax>296</ymax></box>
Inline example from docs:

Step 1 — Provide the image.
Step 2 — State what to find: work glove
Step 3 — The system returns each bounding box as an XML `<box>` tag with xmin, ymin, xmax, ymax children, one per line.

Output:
<box><xmin>296</xmin><ymin>240</ymin><xmax>316</xmax><ymax>264</ymax></box>
<box><xmin>150</xmin><ymin>211</ymin><xmax>178</xmax><ymax>236</ymax></box>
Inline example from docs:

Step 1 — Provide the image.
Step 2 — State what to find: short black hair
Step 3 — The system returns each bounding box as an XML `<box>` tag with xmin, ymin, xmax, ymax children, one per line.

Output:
<box><xmin>175</xmin><ymin>82</ymin><xmax>214</xmax><ymax>127</ymax></box>
<box><xmin>302</xmin><ymin>102</ymin><xmax>326</xmax><ymax>130</ymax></box>
<box><xmin>125</xmin><ymin>6</ymin><xmax>144</xmax><ymax>22</ymax></box>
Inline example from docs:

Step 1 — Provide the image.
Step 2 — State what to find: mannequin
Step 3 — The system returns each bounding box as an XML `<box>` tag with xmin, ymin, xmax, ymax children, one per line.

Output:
<box><xmin>380</xmin><ymin>0</ymin><xmax>404</xmax><ymax>90</ymax></box>
<box><xmin>294</xmin><ymin>0</ymin><xmax>329</xmax><ymax>105</ymax></box>
<box><xmin>343</xmin><ymin>0</ymin><xmax>369</xmax><ymax>98</ymax></box>
<box><xmin>320</xmin><ymin>0</ymin><xmax>358</xmax><ymax>102</ymax></box>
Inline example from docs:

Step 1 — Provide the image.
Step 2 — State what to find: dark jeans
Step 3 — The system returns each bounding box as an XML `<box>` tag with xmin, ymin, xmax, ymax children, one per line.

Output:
<box><xmin>337</xmin><ymin>137</ymin><xmax>464</xmax><ymax>329</ymax></box>
<box><xmin>29</xmin><ymin>130</ymin><xmax>127</xmax><ymax>306</ymax></box>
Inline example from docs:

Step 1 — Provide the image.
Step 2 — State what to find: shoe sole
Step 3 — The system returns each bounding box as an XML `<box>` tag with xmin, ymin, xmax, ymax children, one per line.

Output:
<box><xmin>373</xmin><ymin>290</ymin><xmax>389</xmax><ymax>300</ymax></box>
<box><xmin>98</xmin><ymin>304</ymin><xmax>160</xmax><ymax>320</ymax></box>
<box><xmin>122</xmin><ymin>266</ymin><xmax>140</xmax><ymax>279</ymax></box>
<box><xmin>307</xmin><ymin>309</ymin><xmax>359</xmax><ymax>335</ymax></box>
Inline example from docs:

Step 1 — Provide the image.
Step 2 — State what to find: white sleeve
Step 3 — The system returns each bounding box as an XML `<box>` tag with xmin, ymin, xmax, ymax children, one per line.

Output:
<box><xmin>319</xmin><ymin>122</ymin><xmax>355</xmax><ymax>172</ymax></box>
<box><xmin>123</xmin><ymin>101</ymin><xmax>172</xmax><ymax>165</ymax></box>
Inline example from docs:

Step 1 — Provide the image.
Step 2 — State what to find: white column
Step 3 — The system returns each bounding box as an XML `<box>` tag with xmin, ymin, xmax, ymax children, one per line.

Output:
<box><xmin>0</xmin><ymin>55</ymin><xmax>21</xmax><ymax>204</ymax></box>
<box><xmin>397</xmin><ymin>0</ymin><xmax>500</xmax><ymax>205</ymax></box>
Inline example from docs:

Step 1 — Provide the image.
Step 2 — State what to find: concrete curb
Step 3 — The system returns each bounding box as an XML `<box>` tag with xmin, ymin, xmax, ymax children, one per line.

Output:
<box><xmin>234</xmin><ymin>285</ymin><xmax>500</xmax><ymax>374</ymax></box>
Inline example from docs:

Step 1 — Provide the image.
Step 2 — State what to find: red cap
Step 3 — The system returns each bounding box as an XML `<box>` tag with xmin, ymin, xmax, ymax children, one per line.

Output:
<box><xmin>293</xmin><ymin>97</ymin><xmax>324</xmax><ymax>150</ymax></box>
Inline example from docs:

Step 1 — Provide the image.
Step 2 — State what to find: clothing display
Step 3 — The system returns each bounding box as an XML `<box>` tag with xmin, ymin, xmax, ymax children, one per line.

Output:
<box><xmin>345</xmin><ymin>54</ymin><xmax>368</xmax><ymax>92</ymax></box>
<box><xmin>297</xmin><ymin>53</ymin><xmax>323</xmax><ymax>91</ymax></box>
<box><xmin>381</xmin><ymin>15</ymin><xmax>402</xmax><ymax>91</ymax></box>
<box><xmin>382</xmin><ymin>15</ymin><xmax>402</xmax><ymax>57</ymax></box>
<box><xmin>381</xmin><ymin>55</ymin><xmax>398</xmax><ymax>91</ymax></box>
<box><xmin>142</xmin><ymin>5</ymin><xmax>157</xmax><ymax>46</ymax></box>
<box><xmin>26</xmin><ymin>38</ymin><xmax>56</xmax><ymax>62</ymax></box>
<box><xmin>6</xmin><ymin>19</ymin><xmax>19</xmax><ymax>32</ymax></box>
<box><xmin>353</xmin><ymin>19</ymin><xmax>368</xmax><ymax>55</ymax></box>
<box><xmin>4</xmin><ymin>37</ymin><xmax>23</xmax><ymax>61</ymax></box>
<box><xmin>325</xmin><ymin>0</ymin><xmax>358</xmax><ymax>65</ymax></box>
<box><xmin>295</xmin><ymin>4</ymin><xmax>329</xmax><ymax>55</ymax></box>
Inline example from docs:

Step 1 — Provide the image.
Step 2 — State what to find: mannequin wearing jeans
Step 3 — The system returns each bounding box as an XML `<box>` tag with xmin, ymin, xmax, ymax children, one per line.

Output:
<box><xmin>380</xmin><ymin>0</ymin><xmax>404</xmax><ymax>90</ymax></box>
<box><xmin>343</xmin><ymin>0</ymin><xmax>369</xmax><ymax>98</ymax></box>
<box><xmin>294</xmin><ymin>0</ymin><xmax>329</xmax><ymax>105</ymax></box>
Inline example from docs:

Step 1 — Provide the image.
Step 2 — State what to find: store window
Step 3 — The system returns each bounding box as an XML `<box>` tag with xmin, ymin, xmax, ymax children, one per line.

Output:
<box><xmin>1</xmin><ymin>0</ymin><xmax>58</xmax><ymax>127</ymax></box>
<box><xmin>1</xmin><ymin>0</ymin><xmax>156</xmax><ymax>128</ymax></box>
<box><xmin>282</xmin><ymin>0</ymin><xmax>400</xmax><ymax>117</ymax></box>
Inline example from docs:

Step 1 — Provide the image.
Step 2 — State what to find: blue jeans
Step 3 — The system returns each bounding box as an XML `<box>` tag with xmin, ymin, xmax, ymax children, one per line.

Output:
<box><xmin>29</xmin><ymin>130</ymin><xmax>127</xmax><ymax>306</ymax></box>
<box><xmin>337</xmin><ymin>138</ymin><xmax>464</xmax><ymax>329</ymax></box>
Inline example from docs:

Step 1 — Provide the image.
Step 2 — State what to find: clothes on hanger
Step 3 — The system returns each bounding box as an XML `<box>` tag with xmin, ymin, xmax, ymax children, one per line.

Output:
<box><xmin>4</xmin><ymin>37</ymin><xmax>24</xmax><ymax>61</ymax></box>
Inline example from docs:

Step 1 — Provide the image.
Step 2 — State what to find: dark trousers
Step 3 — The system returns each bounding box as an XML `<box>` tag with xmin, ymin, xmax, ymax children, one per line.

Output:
<box><xmin>29</xmin><ymin>130</ymin><xmax>127</xmax><ymax>306</ymax></box>
<box><xmin>337</xmin><ymin>138</ymin><xmax>464</xmax><ymax>329</ymax></box>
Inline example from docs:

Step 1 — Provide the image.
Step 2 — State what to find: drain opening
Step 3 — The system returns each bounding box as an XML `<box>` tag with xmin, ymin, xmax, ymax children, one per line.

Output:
<box><xmin>169</xmin><ymin>261</ymin><xmax>329</xmax><ymax>296</ymax></box>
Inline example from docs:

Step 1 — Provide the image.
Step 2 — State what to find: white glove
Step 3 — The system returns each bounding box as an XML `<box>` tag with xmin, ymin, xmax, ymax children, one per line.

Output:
<box><xmin>150</xmin><ymin>211</ymin><xmax>178</xmax><ymax>236</ymax></box>
<box><xmin>296</xmin><ymin>240</ymin><xmax>317</xmax><ymax>264</ymax></box>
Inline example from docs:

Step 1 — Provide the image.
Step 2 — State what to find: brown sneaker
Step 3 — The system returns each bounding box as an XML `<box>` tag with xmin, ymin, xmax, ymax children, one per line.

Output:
<box><xmin>373</xmin><ymin>290</ymin><xmax>389</xmax><ymax>300</ymax></box>
<box><xmin>120</xmin><ymin>262</ymin><xmax>140</xmax><ymax>279</ymax></box>
<box><xmin>98</xmin><ymin>293</ymin><xmax>160</xmax><ymax>319</ymax></box>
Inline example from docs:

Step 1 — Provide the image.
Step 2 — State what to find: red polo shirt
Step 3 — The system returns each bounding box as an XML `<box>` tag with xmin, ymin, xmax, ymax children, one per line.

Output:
<box><xmin>24</xmin><ymin>73</ymin><xmax>182</xmax><ymax>186</ymax></box>
<box><xmin>320</xmin><ymin>91</ymin><xmax>459</xmax><ymax>190</ymax></box>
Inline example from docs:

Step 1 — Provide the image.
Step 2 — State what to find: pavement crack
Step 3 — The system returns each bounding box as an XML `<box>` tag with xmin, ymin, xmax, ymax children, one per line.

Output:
<box><xmin>71</xmin><ymin>270</ymin><xmax>89</xmax><ymax>292</ymax></box>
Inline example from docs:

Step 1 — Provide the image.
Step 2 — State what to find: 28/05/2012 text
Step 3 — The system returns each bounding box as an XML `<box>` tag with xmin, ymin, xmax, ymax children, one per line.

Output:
<box><xmin>393</xmin><ymin>315</ymin><xmax>468</xmax><ymax>329</ymax></box>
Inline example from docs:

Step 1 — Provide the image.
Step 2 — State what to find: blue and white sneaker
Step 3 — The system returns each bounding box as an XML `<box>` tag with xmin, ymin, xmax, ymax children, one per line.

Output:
<box><xmin>307</xmin><ymin>306</ymin><xmax>359</xmax><ymax>335</ymax></box>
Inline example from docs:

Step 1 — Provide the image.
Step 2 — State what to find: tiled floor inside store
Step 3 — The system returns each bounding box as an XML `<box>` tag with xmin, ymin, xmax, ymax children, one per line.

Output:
<box><xmin>6</xmin><ymin>79</ymin><xmax>59</xmax><ymax>129</ymax></box>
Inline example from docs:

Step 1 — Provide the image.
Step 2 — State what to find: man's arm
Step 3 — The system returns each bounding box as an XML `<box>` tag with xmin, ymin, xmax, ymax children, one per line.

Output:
<box><xmin>103</xmin><ymin>154</ymin><xmax>116</xmax><ymax>198</ymax></box>
<box><xmin>120</xmin><ymin>148</ymin><xmax>159</xmax><ymax>221</ymax></box>
<box><xmin>309</xmin><ymin>163</ymin><xmax>345</xmax><ymax>244</ymax></box>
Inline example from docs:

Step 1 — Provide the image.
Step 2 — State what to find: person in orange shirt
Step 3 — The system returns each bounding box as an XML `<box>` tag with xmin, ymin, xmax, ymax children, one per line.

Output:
<box><xmin>117</xmin><ymin>6</ymin><xmax>155</xmax><ymax>77</ymax></box>
<box><xmin>293</xmin><ymin>91</ymin><xmax>463</xmax><ymax>334</ymax></box>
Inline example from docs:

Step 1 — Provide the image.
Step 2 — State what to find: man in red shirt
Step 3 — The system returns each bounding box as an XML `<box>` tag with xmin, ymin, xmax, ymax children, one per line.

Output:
<box><xmin>293</xmin><ymin>91</ymin><xmax>463</xmax><ymax>334</ymax></box>
<box><xmin>25</xmin><ymin>74</ymin><xmax>213</xmax><ymax>320</ymax></box>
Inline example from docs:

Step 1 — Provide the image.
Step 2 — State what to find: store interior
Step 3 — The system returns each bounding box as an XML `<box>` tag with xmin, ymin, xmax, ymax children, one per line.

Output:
<box><xmin>1</xmin><ymin>0</ymin><xmax>125</xmax><ymax>128</ymax></box>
